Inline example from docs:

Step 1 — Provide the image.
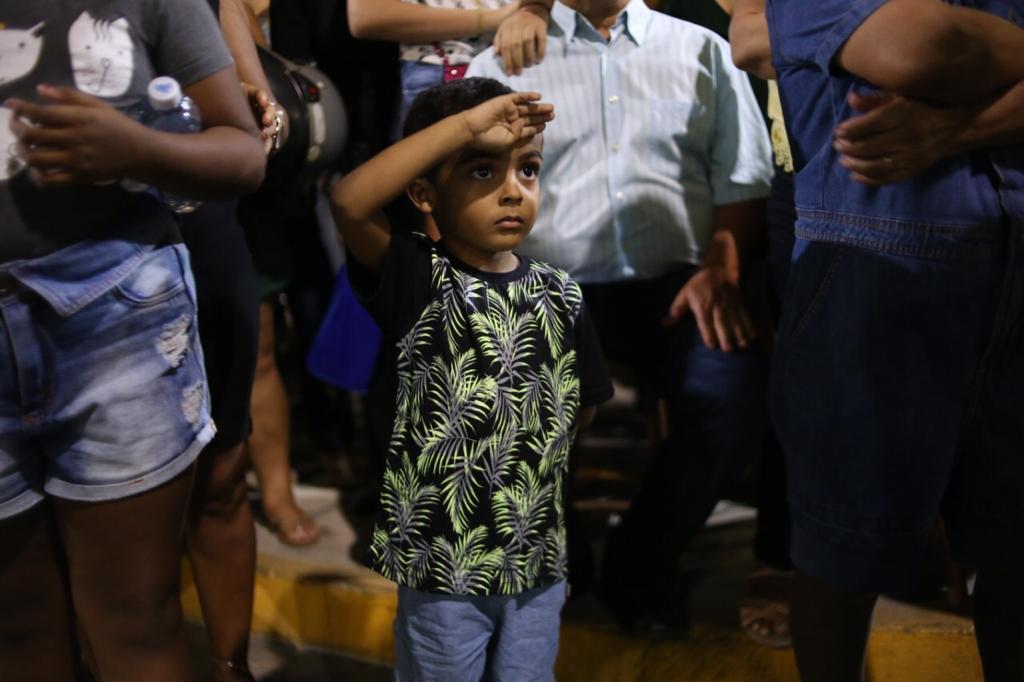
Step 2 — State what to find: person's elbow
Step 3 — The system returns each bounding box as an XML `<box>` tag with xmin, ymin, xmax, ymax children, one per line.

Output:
<box><xmin>226</xmin><ymin>129</ymin><xmax>268</xmax><ymax>193</ymax></box>
<box><xmin>841</xmin><ymin>11</ymin><xmax>990</xmax><ymax>98</ymax></box>
<box><xmin>195</xmin><ymin>129</ymin><xmax>265</xmax><ymax>198</ymax></box>
<box><xmin>730</xmin><ymin>42</ymin><xmax>773</xmax><ymax>80</ymax></box>
<box><xmin>328</xmin><ymin>180</ymin><xmax>366</xmax><ymax>232</ymax></box>
<box><xmin>233</xmin><ymin>135</ymin><xmax>267</xmax><ymax>194</ymax></box>
<box><xmin>347</xmin><ymin>2</ymin><xmax>379</xmax><ymax>40</ymax></box>
<box><xmin>886</xmin><ymin>24</ymin><xmax>984</xmax><ymax>91</ymax></box>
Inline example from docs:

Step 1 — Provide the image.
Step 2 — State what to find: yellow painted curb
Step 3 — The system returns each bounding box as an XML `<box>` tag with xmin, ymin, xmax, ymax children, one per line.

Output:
<box><xmin>182</xmin><ymin>559</ymin><xmax>398</xmax><ymax>664</ymax></box>
<box><xmin>556</xmin><ymin>626</ymin><xmax>982</xmax><ymax>682</ymax></box>
<box><xmin>182</xmin><ymin>562</ymin><xmax>983</xmax><ymax>681</ymax></box>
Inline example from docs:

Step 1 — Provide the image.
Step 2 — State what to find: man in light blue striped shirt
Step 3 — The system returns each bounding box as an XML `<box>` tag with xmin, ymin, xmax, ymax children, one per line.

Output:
<box><xmin>469</xmin><ymin>0</ymin><xmax>774</xmax><ymax>633</ymax></box>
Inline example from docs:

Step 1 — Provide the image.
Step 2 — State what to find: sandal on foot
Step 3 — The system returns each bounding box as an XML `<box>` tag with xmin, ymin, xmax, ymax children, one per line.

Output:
<box><xmin>213</xmin><ymin>659</ymin><xmax>255</xmax><ymax>681</ymax></box>
<box><xmin>739</xmin><ymin>568</ymin><xmax>792</xmax><ymax>649</ymax></box>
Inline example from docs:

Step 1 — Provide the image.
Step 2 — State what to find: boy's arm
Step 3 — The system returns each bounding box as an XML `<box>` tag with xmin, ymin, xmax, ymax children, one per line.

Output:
<box><xmin>348</xmin><ymin>0</ymin><xmax>518</xmax><ymax>43</ymax></box>
<box><xmin>329</xmin><ymin>92</ymin><xmax>554</xmax><ymax>273</ymax></box>
<box><xmin>573</xmin><ymin>301</ymin><xmax>614</xmax><ymax>429</ymax></box>
<box><xmin>578</xmin><ymin>406</ymin><xmax>597</xmax><ymax>431</ymax></box>
<box><xmin>8</xmin><ymin>68</ymin><xmax>266</xmax><ymax>197</ymax></box>
<box><xmin>836</xmin><ymin>0</ymin><xmax>1024</xmax><ymax>103</ymax></box>
<box><xmin>494</xmin><ymin>1</ymin><xmax>554</xmax><ymax>76</ymax></box>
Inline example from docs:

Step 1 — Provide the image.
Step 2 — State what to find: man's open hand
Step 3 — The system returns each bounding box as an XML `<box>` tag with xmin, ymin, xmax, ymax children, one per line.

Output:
<box><xmin>664</xmin><ymin>266</ymin><xmax>756</xmax><ymax>352</ymax></box>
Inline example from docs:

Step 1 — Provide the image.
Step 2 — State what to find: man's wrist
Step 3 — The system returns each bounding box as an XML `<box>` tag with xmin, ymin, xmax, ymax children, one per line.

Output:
<box><xmin>699</xmin><ymin>230</ymin><xmax>742</xmax><ymax>281</ymax></box>
<box><xmin>520</xmin><ymin>0</ymin><xmax>553</xmax><ymax>17</ymax></box>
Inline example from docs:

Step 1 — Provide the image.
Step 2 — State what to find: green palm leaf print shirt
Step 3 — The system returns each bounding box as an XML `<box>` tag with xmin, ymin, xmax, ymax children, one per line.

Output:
<box><xmin>350</xmin><ymin>233</ymin><xmax>612</xmax><ymax>595</ymax></box>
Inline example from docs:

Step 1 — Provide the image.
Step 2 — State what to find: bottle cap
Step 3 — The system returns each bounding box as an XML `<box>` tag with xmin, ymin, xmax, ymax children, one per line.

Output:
<box><xmin>148</xmin><ymin>76</ymin><xmax>183</xmax><ymax>111</ymax></box>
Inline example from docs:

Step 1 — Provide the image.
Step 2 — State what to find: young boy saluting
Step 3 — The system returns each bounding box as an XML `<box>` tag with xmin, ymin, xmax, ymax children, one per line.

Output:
<box><xmin>331</xmin><ymin>77</ymin><xmax>612</xmax><ymax>679</ymax></box>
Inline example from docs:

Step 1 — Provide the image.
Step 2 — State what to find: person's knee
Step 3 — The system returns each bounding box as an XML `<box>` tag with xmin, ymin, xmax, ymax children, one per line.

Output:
<box><xmin>196</xmin><ymin>445</ymin><xmax>250</xmax><ymax>519</ymax></box>
<box><xmin>85</xmin><ymin>579</ymin><xmax>183</xmax><ymax>649</ymax></box>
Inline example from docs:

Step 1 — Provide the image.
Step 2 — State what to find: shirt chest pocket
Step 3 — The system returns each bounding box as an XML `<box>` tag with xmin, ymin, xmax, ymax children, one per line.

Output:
<box><xmin>645</xmin><ymin>99</ymin><xmax>708</xmax><ymax>178</ymax></box>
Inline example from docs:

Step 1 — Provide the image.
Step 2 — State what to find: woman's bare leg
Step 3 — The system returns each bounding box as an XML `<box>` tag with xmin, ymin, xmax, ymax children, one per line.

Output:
<box><xmin>53</xmin><ymin>469</ymin><xmax>195</xmax><ymax>682</ymax></box>
<box><xmin>248</xmin><ymin>301</ymin><xmax>318</xmax><ymax>546</ymax></box>
<box><xmin>186</xmin><ymin>441</ymin><xmax>256</xmax><ymax>680</ymax></box>
<box><xmin>0</xmin><ymin>503</ymin><xmax>76</xmax><ymax>682</ymax></box>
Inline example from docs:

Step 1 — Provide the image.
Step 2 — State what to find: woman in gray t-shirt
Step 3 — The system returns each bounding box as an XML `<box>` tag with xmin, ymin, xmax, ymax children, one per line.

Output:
<box><xmin>0</xmin><ymin>1</ymin><xmax>265</xmax><ymax>679</ymax></box>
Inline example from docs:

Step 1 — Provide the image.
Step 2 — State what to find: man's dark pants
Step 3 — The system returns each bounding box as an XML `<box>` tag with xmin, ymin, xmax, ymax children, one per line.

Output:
<box><xmin>583</xmin><ymin>266</ymin><xmax>770</xmax><ymax>614</ymax></box>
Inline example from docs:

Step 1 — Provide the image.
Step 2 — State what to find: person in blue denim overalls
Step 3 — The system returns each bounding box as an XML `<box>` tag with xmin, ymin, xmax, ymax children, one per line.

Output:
<box><xmin>767</xmin><ymin>1</ymin><xmax>1024</xmax><ymax>680</ymax></box>
<box><xmin>0</xmin><ymin>2</ymin><xmax>265</xmax><ymax>679</ymax></box>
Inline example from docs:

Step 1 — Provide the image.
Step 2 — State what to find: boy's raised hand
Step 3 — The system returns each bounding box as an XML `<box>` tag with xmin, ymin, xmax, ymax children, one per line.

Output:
<box><xmin>459</xmin><ymin>92</ymin><xmax>554</xmax><ymax>152</ymax></box>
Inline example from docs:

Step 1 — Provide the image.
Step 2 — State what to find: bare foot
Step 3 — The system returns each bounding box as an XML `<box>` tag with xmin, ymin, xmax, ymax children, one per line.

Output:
<box><xmin>266</xmin><ymin>503</ymin><xmax>320</xmax><ymax>546</ymax></box>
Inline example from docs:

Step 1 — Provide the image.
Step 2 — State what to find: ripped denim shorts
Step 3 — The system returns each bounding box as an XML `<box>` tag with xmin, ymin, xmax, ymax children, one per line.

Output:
<box><xmin>0</xmin><ymin>242</ymin><xmax>214</xmax><ymax>518</ymax></box>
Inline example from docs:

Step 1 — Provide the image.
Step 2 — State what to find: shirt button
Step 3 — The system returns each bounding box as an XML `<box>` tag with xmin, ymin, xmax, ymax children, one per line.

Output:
<box><xmin>611</xmin><ymin>144</ymin><xmax>620</xmax><ymax>152</ymax></box>
<box><xmin>608</xmin><ymin>95</ymin><xmax>620</xmax><ymax>103</ymax></box>
<box><xmin>615</xmin><ymin>191</ymin><xmax>625</xmax><ymax>200</ymax></box>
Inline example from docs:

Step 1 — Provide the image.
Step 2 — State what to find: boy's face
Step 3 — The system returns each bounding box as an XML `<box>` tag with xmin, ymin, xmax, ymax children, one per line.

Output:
<box><xmin>421</xmin><ymin>134</ymin><xmax>543</xmax><ymax>263</ymax></box>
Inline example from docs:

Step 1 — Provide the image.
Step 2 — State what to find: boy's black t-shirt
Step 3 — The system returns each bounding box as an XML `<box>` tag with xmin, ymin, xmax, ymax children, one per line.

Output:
<box><xmin>350</xmin><ymin>233</ymin><xmax>613</xmax><ymax>595</ymax></box>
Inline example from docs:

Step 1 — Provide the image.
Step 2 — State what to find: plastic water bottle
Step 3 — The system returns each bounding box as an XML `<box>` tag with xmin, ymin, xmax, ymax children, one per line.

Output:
<box><xmin>124</xmin><ymin>76</ymin><xmax>202</xmax><ymax>214</ymax></box>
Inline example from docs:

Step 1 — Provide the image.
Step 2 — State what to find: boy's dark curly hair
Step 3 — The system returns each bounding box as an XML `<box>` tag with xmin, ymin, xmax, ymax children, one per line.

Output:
<box><xmin>402</xmin><ymin>77</ymin><xmax>513</xmax><ymax>138</ymax></box>
<box><xmin>385</xmin><ymin>78</ymin><xmax>514</xmax><ymax>232</ymax></box>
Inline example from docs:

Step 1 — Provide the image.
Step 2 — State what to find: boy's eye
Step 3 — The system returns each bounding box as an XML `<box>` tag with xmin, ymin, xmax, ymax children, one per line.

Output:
<box><xmin>471</xmin><ymin>166</ymin><xmax>492</xmax><ymax>179</ymax></box>
<box><xmin>520</xmin><ymin>163</ymin><xmax>540</xmax><ymax>179</ymax></box>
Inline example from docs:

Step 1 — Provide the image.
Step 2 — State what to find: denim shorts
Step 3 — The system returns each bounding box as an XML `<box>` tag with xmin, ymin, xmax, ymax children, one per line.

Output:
<box><xmin>0</xmin><ymin>243</ymin><xmax>215</xmax><ymax>519</ymax></box>
<box><xmin>394</xmin><ymin>581</ymin><xmax>566</xmax><ymax>682</ymax></box>
<box><xmin>772</xmin><ymin>229</ymin><xmax>1024</xmax><ymax>593</ymax></box>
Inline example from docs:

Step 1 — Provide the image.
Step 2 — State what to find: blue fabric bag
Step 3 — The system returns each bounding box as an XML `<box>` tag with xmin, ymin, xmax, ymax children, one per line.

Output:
<box><xmin>307</xmin><ymin>266</ymin><xmax>382</xmax><ymax>391</ymax></box>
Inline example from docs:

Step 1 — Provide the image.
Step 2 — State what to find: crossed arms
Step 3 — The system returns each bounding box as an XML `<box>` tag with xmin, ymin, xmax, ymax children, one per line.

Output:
<box><xmin>728</xmin><ymin>0</ymin><xmax>1024</xmax><ymax>185</ymax></box>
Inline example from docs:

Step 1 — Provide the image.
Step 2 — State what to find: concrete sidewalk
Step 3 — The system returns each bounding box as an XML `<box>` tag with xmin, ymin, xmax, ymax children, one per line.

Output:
<box><xmin>183</xmin><ymin>389</ymin><xmax>982</xmax><ymax>681</ymax></box>
<box><xmin>182</xmin><ymin>484</ymin><xmax>980</xmax><ymax>682</ymax></box>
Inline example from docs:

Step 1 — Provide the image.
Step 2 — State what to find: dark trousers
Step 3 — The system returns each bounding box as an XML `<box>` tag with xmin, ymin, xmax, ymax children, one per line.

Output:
<box><xmin>754</xmin><ymin>169</ymin><xmax>798</xmax><ymax>572</ymax></box>
<box><xmin>585</xmin><ymin>267</ymin><xmax>770</xmax><ymax>601</ymax></box>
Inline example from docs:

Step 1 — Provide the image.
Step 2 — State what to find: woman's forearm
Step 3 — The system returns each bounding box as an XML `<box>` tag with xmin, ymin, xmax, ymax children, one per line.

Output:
<box><xmin>127</xmin><ymin>125</ymin><xmax>266</xmax><ymax>198</ymax></box>
<box><xmin>838</xmin><ymin>0</ymin><xmax>1024</xmax><ymax>103</ymax></box>
<box><xmin>220</xmin><ymin>0</ymin><xmax>273</xmax><ymax>92</ymax></box>
<box><xmin>959</xmin><ymin>80</ymin><xmax>1024</xmax><ymax>151</ymax></box>
<box><xmin>348</xmin><ymin>0</ymin><xmax>514</xmax><ymax>43</ymax></box>
<box><xmin>132</xmin><ymin>67</ymin><xmax>265</xmax><ymax>197</ymax></box>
